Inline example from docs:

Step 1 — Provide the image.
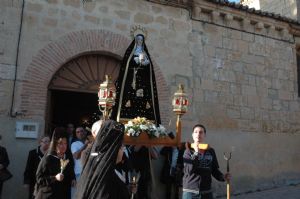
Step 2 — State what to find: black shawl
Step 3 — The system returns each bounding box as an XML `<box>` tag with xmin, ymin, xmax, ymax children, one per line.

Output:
<box><xmin>111</xmin><ymin>34</ymin><xmax>161</xmax><ymax>125</ymax></box>
<box><xmin>75</xmin><ymin>120</ymin><xmax>129</xmax><ymax>199</ymax></box>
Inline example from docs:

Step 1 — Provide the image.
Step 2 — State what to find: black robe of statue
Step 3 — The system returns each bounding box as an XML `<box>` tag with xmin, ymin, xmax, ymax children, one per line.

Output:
<box><xmin>111</xmin><ymin>34</ymin><xmax>161</xmax><ymax>125</ymax></box>
<box><xmin>75</xmin><ymin>120</ymin><xmax>130</xmax><ymax>199</ymax></box>
<box><xmin>34</xmin><ymin>153</ymin><xmax>75</xmax><ymax>199</ymax></box>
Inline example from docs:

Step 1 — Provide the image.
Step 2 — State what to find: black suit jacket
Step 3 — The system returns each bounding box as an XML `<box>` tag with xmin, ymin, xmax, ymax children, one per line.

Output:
<box><xmin>0</xmin><ymin>146</ymin><xmax>9</xmax><ymax>169</ymax></box>
<box><xmin>24</xmin><ymin>147</ymin><xmax>44</xmax><ymax>199</ymax></box>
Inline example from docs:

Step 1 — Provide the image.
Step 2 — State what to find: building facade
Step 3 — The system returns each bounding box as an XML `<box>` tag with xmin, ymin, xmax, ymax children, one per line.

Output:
<box><xmin>241</xmin><ymin>0</ymin><xmax>300</xmax><ymax>20</ymax></box>
<box><xmin>1</xmin><ymin>0</ymin><xmax>300</xmax><ymax>198</ymax></box>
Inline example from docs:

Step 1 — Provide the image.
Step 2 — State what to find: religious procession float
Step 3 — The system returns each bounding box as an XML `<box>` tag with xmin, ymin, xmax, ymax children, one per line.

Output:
<box><xmin>97</xmin><ymin>26</ymin><xmax>189</xmax><ymax>146</ymax></box>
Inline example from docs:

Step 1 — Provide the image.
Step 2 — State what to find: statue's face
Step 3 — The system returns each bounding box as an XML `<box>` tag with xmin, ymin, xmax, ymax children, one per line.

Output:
<box><xmin>136</xmin><ymin>35</ymin><xmax>143</xmax><ymax>46</ymax></box>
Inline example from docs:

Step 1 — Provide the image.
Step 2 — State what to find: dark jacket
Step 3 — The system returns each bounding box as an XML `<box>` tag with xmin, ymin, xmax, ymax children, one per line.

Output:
<box><xmin>183</xmin><ymin>147</ymin><xmax>225</xmax><ymax>193</ymax></box>
<box><xmin>182</xmin><ymin>149</ymin><xmax>201</xmax><ymax>193</ymax></box>
<box><xmin>24</xmin><ymin>147</ymin><xmax>44</xmax><ymax>199</ymax></box>
<box><xmin>35</xmin><ymin>153</ymin><xmax>75</xmax><ymax>199</ymax></box>
<box><xmin>198</xmin><ymin>147</ymin><xmax>225</xmax><ymax>191</ymax></box>
<box><xmin>0</xmin><ymin>146</ymin><xmax>9</xmax><ymax>170</ymax></box>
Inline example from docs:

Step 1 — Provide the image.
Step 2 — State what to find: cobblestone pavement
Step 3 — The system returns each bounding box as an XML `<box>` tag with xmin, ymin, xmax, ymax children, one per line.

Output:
<box><xmin>218</xmin><ymin>184</ymin><xmax>300</xmax><ymax>199</ymax></box>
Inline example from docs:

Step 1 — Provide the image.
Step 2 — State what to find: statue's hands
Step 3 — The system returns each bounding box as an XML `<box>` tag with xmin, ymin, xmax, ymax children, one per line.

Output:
<box><xmin>134</xmin><ymin>57</ymin><xmax>140</xmax><ymax>64</ymax></box>
<box><xmin>142</xmin><ymin>58</ymin><xmax>150</xmax><ymax>65</ymax></box>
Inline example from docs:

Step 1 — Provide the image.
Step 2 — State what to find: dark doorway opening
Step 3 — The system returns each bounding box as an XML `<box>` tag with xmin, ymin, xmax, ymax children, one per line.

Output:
<box><xmin>49</xmin><ymin>90</ymin><xmax>101</xmax><ymax>131</ymax></box>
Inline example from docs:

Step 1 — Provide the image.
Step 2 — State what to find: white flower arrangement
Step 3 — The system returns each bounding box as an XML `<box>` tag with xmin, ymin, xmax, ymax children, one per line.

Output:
<box><xmin>125</xmin><ymin>117</ymin><xmax>168</xmax><ymax>138</ymax></box>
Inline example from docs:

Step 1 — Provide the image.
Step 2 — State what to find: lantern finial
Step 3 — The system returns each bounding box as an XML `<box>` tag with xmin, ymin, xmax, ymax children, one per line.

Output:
<box><xmin>178</xmin><ymin>84</ymin><xmax>184</xmax><ymax>93</ymax></box>
<box><xmin>105</xmin><ymin>75</ymin><xmax>111</xmax><ymax>81</ymax></box>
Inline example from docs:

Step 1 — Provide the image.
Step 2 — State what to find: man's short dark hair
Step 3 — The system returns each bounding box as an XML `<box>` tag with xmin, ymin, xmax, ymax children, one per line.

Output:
<box><xmin>193</xmin><ymin>124</ymin><xmax>206</xmax><ymax>134</ymax></box>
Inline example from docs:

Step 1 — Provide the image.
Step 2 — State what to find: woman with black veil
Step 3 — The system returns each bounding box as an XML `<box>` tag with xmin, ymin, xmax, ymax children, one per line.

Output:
<box><xmin>75</xmin><ymin>120</ymin><xmax>134</xmax><ymax>199</ymax></box>
<box><xmin>111</xmin><ymin>33</ymin><xmax>161</xmax><ymax>125</ymax></box>
<box><xmin>34</xmin><ymin>127</ymin><xmax>75</xmax><ymax>199</ymax></box>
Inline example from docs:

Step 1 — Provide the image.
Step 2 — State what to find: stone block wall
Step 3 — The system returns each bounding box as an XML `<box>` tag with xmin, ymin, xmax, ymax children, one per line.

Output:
<box><xmin>260</xmin><ymin>0</ymin><xmax>298</xmax><ymax>20</ymax></box>
<box><xmin>0</xmin><ymin>0</ymin><xmax>22</xmax><ymax>116</ymax></box>
<box><xmin>242</xmin><ymin>0</ymin><xmax>299</xmax><ymax>20</ymax></box>
<box><xmin>0</xmin><ymin>0</ymin><xmax>300</xmax><ymax>198</ymax></box>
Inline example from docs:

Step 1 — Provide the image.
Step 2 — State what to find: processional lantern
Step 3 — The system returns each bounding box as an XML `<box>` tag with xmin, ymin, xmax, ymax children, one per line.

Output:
<box><xmin>172</xmin><ymin>84</ymin><xmax>189</xmax><ymax>146</ymax></box>
<box><xmin>98</xmin><ymin>75</ymin><xmax>116</xmax><ymax>120</ymax></box>
<box><xmin>172</xmin><ymin>84</ymin><xmax>188</xmax><ymax>114</ymax></box>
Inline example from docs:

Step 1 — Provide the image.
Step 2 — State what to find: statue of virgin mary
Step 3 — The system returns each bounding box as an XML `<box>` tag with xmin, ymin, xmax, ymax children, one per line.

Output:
<box><xmin>111</xmin><ymin>33</ymin><xmax>161</xmax><ymax>125</ymax></box>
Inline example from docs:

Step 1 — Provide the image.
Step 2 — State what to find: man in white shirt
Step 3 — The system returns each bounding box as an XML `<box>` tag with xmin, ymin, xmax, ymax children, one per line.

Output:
<box><xmin>71</xmin><ymin>127</ymin><xmax>87</xmax><ymax>198</ymax></box>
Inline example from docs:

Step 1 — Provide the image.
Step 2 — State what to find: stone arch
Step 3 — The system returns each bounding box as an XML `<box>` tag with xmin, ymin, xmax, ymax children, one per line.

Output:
<box><xmin>18</xmin><ymin>29</ymin><xmax>170</xmax><ymax>124</ymax></box>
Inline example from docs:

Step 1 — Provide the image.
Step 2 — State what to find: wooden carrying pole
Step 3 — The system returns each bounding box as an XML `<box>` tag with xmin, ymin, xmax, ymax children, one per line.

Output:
<box><xmin>224</xmin><ymin>152</ymin><xmax>232</xmax><ymax>199</ymax></box>
<box><xmin>227</xmin><ymin>181</ymin><xmax>230</xmax><ymax>199</ymax></box>
<box><xmin>176</xmin><ymin>114</ymin><xmax>182</xmax><ymax>147</ymax></box>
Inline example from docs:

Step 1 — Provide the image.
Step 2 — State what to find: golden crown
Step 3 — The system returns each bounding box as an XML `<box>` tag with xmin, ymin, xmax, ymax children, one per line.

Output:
<box><xmin>130</xmin><ymin>25</ymin><xmax>148</xmax><ymax>40</ymax></box>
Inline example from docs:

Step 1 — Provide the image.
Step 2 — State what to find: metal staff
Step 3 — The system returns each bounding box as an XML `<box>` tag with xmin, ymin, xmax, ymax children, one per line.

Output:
<box><xmin>224</xmin><ymin>152</ymin><xmax>232</xmax><ymax>199</ymax></box>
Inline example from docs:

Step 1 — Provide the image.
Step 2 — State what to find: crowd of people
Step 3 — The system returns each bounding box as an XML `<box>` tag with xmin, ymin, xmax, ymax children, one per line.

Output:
<box><xmin>1</xmin><ymin>33</ymin><xmax>230</xmax><ymax>199</ymax></box>
<box><xmin>0</xmin><ymin>121</ymin><xmax>231</xmax><ymax>199</ymax></box>
<box><xmin>0</xmin><ymin>28</ymin><xmax>230</xmax><ymax>198</ymax></box>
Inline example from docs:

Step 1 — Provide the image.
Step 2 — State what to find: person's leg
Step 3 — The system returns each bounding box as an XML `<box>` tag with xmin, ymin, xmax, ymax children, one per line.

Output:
<box><xmin>174</xmin><ymin>184</ymin><xmax>179</xmax><ymax>199</ymax></box>
<box><xmin>71</xmin><ymin>174</ymin><xmax>80</xmax><ymax>199</ymax></box>
<box><xmin>165</xmin><ymin>181</ymin><xmax>172</xmax><ymax>199</ymax></box>
<box><xmin>138</xmin><ymin>170</ymin><xmax>152</xmax><ymax>199</ymax></box>
<box><xmin>0</xmin><ymin>182</ymin><xmax>3</xmax><ymax>199</ymax></box>
<box><xmin>176</xmin><ymin>186</ymin><xmax>183</xmax><ymax>199</ymax></box>
<box><xmin>137</xmin><ymin>176</ymin><xmax>148</xmax><ymax>199</ymax></box>
<box><xmin>182</xmin><ymin>192</ymin><xmax>201</xmax><ymax>199</ymax></box>
<box><xmin>201</xmin><ymin>192</ymin><xmax>213</xmax><ymax>199</ymax></box>
<box><xmin>191</xmin><ymin>193</ymin><xmax>201</xmax><ymax>199</ymax></box>
<box><xmin>182</xmin><ymin>191</ymin><xmax>192</xmax><ymax>199</ymax></box>
<box><xmin>29</xmin><ymin>184</ymin><xmax>34</xmax><ymax>199</ymax></box>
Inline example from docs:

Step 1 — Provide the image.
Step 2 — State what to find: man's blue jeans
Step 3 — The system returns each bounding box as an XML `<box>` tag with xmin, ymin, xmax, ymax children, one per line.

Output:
<box><xmin>182</xmin><ymin>191</ymin><xmax>201</xmax><ymax>199</ymax></box>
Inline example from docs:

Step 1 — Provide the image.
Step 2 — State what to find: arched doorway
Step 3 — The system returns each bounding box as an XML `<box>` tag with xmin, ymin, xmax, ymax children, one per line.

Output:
<box><xmin>47</xmin><ymin>53</ymin><xmax>120</xmax><ymax>133</ymax></box>
<box><xmin>20</xmin><ymin>29</ymin><xmax>170</xmax><ymax>132</ymax></box>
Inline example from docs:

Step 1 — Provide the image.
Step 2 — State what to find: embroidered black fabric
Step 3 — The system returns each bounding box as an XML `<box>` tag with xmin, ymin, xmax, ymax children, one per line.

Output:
<box><xmin>111</xmin><ymin>34</ymin><xmax>161</xmax><ymax>125</ymax></box>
